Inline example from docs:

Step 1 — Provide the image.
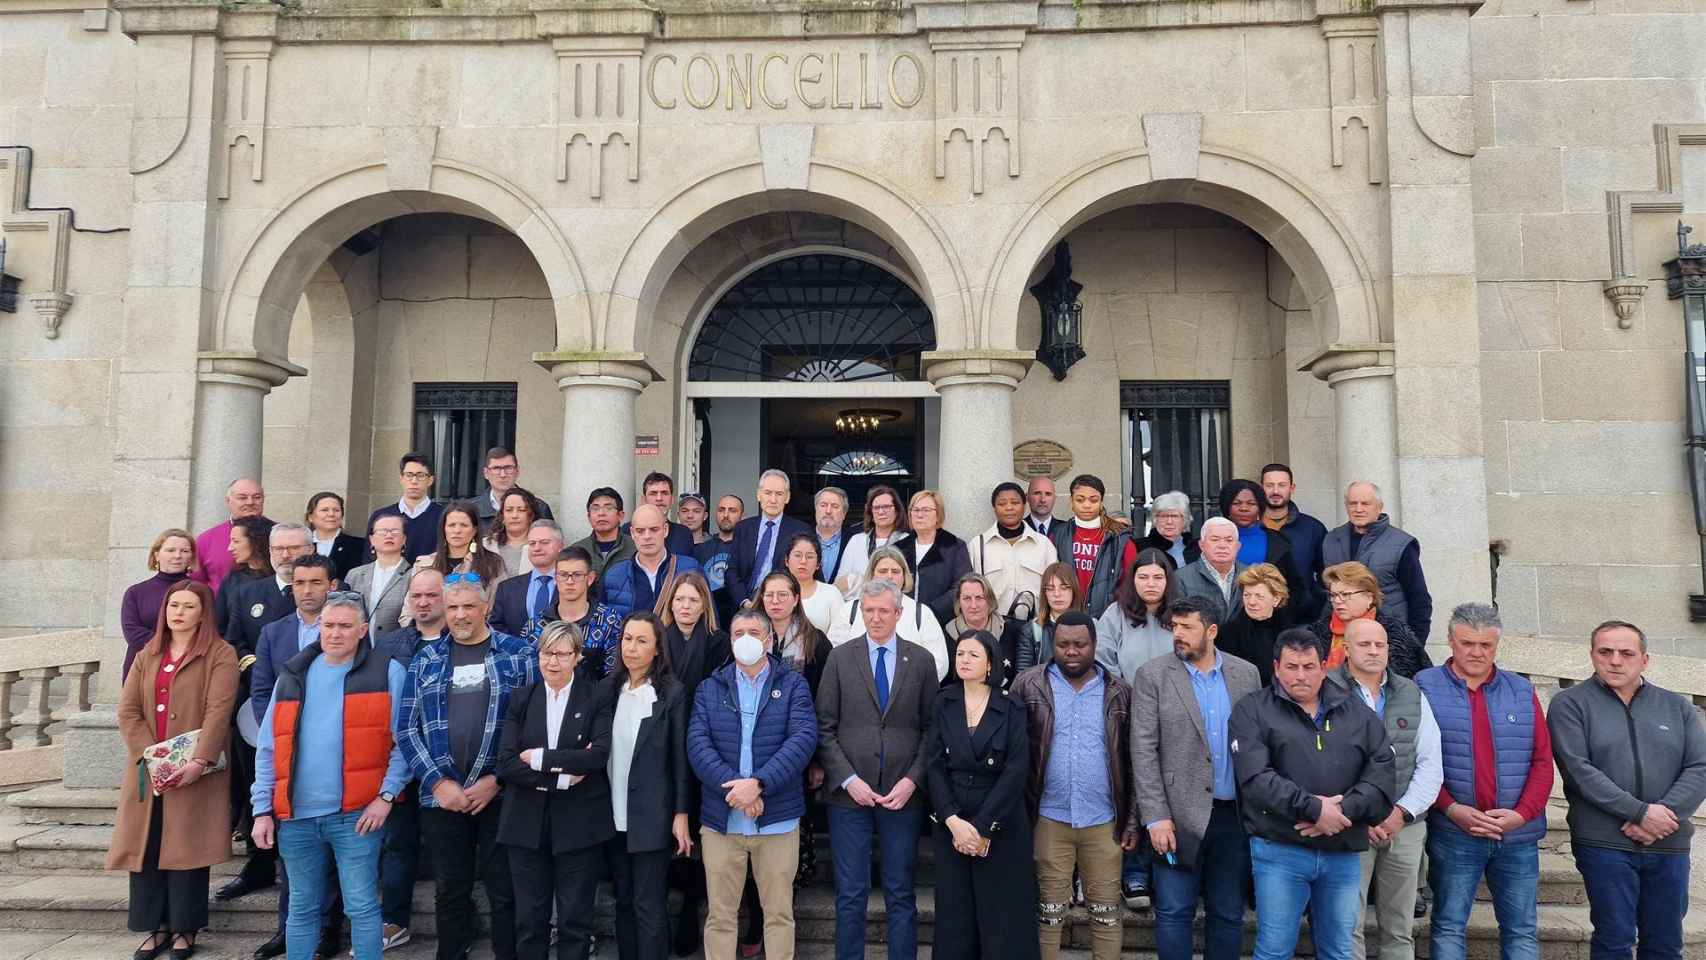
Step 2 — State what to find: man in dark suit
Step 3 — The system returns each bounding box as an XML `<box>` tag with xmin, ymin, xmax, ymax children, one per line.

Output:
<box><xmin>247</xmin><ymin>554</ymin><xmax>346</xmax><ymax>958</ymax></box>
<box><xmin>815</xmin><ymin>578</ymin><xmax>939</xmax><ymax>960</ymax></box>
<box><xmin>489</xmin><ymin>520</ymin><xmax>564</xmax><ymax>637</ymax></box>
<box><xmin>728</xmin><ymin>470</ymin><xmax>811</xmax><ymax>611</ymax></box>
<box><xmin>217</xmin><ymin>520</ymin><xmax>313</xmax><ymax>947</ymax></box>
<box><xmin>814</xmin><ymin>486</ymin><xmax>853</xmax><ymax>585</ymax></box>
<box><xmin>1026</xmin><ymin>476</ymin><xmax>1060</xmax><ymax>539</ymax></box>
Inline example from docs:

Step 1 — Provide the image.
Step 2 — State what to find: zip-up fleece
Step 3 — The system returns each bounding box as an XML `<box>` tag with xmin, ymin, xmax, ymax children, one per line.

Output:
<box><xmin>1548</xmin><ymin>675</ymin><xmax>1706</xmax><ymax>854</ymax></box>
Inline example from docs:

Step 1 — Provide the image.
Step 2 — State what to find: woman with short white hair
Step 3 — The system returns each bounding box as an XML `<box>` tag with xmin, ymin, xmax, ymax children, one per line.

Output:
<box><xmin>1139</xmin><ymin>490</ymin><xmax>1197</xmax><ymax>570</ymax></box>
<box><xmin>827</xmin><ymin>547</ymin><xmax>949</xmax><ymax>680</ymax></box>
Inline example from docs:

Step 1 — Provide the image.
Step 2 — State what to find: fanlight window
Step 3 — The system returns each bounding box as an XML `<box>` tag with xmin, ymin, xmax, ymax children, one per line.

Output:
<box><xmin>689</xmin><ymin>254</ymin><xmax>935</xmax><ymax>382</ymax></box>
<box><xmin>817</xmin><ymin>451</ymin><xmax>910</xmax><ymax>476</ymax></box>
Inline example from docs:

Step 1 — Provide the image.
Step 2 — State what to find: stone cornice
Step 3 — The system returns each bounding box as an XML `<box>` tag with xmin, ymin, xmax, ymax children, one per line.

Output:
<box><xmin>1297</xmin><ymin>342</ymin><xmax>1396</xmax><ymax>381</ymax></box>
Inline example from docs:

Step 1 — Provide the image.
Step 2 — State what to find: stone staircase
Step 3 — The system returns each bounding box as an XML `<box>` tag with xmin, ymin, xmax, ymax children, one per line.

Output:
<box><xmin>1</xmin><ymin>786</ymin><xmax>1703</xmax><ymax>960</ymax></box>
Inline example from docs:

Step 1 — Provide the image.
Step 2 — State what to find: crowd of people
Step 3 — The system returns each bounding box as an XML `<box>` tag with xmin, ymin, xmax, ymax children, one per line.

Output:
<box><xmin>111</xmin><ymin>447</ymin><xmax>1706</xmax><ymax>960</ymax></box>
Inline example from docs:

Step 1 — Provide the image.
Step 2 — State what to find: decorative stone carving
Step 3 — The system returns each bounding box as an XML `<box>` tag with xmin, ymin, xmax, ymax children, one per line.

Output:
<box><xmin>553</xmin><ymin>36</ymin><xmax>645</xmax><ymax>199</ymax></box>
<box><xmin>1322</xmin><ymin>17</ymin><xmax>1386</xmax><ymax>185</ymax></box>
<box><xmin>1603</xmin><ymin>280</ymin><xmax>1646</xmax><ymax>329</ymax></box>
<box><xmin>1604</xmin><ymin>124</ymin><xmax>1706</xmax><ymax>331</ymax></box>
<box><xmin>0</xmin><ymin>148</ymin><xmax>72</xmax><ymax>339</ymax></box>
<box><xmin>929</xmin><ymin>30</ymin><xmax>1023</xmax><ymax>196</ymax></box>
<box><xmin>218</xmin><ymin>40</ymin><xmax>273</xmax><ymax>200</ymax></box>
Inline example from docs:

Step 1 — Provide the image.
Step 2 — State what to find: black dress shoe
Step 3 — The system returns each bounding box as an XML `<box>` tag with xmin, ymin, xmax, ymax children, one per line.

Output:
<box><xmin>170</xmin><ymin>933</ymin><xmax>197</xmax><ymax>960</ymax></box>
<box><xmin>133</xmin><ymin>930</ymin><xmax>170</xmax><ymax>960</ymax></box>
<box><xmin>251</xmin><ymin>932</ymin><xmax>286</xmax><ymax>959</ymax></box>
<box><xmin>216</xmin><ymin>875</ymin><xmax>274</xmax><ymax>902</ymax></box>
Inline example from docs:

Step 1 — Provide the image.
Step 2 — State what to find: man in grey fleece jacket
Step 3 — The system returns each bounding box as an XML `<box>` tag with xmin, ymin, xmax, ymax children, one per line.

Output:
<box><xmin>1548</xmin><ymin>619</ymin><xmax>1706</xmax><ymax>960</ymax></box>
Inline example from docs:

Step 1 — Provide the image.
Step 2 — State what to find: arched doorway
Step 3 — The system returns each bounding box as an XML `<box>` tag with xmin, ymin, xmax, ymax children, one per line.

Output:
<box><xmin>685</xmin><ymin>252</ymin><xmax>937</xmax><ymax>518</ymax></box>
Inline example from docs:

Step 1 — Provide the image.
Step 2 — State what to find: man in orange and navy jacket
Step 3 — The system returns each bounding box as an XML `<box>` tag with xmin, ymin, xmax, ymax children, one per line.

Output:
<box><xmin>251</xmin><ymin>591</ymin><xmax>409</xmax><ymax>960</ymax></box>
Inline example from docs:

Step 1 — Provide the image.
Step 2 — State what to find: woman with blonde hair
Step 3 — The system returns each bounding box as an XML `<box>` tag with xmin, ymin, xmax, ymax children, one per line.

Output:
<box><xmin>109</xmin><ymin>579</ymin><xmax>239</xmax><ymax>960</ymax></box>
<box><xmin>828</xmin><ymin>545</ymin><xmax>949</xmax><ymax>680</ymax></box>
<box><xmin>122</xmin><ymin>529</ymin><xmax>199</xmax><ymax>681</ymax></box>
<box><xmin>1308</xmin><ymin>560</ymin><xmax>1431</xmax><ymax>677</ymax></box>
<box><xmin>893</xmin><ymin>489</ymin><xmax>972</xmax><ymax>624</ymax></box>
<box><xmin>1217</xmin><ymin>562</ymin><xmax>1294</xmax><ymax>686</ymax></box>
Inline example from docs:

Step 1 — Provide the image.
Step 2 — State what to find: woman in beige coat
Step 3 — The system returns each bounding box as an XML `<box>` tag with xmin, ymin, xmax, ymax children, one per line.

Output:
<box><xmin>107</xmin><ymin>579</ymin><xmax>239</xmax><ymax>960</ymax></box>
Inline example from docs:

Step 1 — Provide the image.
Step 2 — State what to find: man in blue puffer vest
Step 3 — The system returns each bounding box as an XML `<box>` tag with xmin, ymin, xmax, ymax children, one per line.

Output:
<box><xmin>687</xmin><ymin>607</ymin><xmax>818</xmax><ymax>960</ymax></box>
<box><xmin>1414</xmin><ymin>603</ymin><xmax>1553</xmax><ymax>960</ymax></box>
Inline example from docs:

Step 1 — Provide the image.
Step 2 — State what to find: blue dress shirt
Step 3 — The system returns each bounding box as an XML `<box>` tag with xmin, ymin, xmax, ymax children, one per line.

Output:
<box><xmin>1187</xmin><ymin>653</ymin><xmax>1237</xmax><ymax>801</ymax></box>
<box><xmin>725</xmin><ymin>661</ymin><xmax>797</xmax><ymax>837</ymax></box>
<box><xmin>1038</xmin><ymin>664</ymin><xmax>1115</xmax><ymax>828</ymax></box>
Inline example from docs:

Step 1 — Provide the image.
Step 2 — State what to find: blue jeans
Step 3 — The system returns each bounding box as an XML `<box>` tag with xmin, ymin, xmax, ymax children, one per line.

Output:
<box><xmin>1248</xmin><ymin>837</ymin><xmax>1362</xmax><ymax>960</ymax></box>
<box><xmin>827</xmin><ymin>805</ymin><xmax>922</xmax><ymax>960</ymax></box>
<box><xmin>1122</xmin><ymin>848</ymin><xmax>1151</xmax><ymax>890</ymax></box>
<box><xmin>1152</xmin><ymin>803</ymin><xmax>1248</xmax><ymax>960</ymax></box>
<box><xmin>1427</xmin><ymin>827</ymin><xmax>1539</xmax><ymax>960</ymax></box>
<box><xmin>278</xmin><ymin>810</ymin><xmax>383</xmax><ymax>960</ymax></box>
<box><xmin>1574</xmin><ymin>845</ymin><xmax>1691</xmax><ymax>960</ymax></box>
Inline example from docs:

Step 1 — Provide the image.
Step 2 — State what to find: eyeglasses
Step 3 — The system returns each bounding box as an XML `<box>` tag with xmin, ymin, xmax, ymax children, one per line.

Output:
<box><xmin>555</xmin><ymin>570</ymin><xmax>589</xmax><ymax>581</ymax></box>
<box><xmin>401</xmin><ymin>471</ymin><xmax>433</xmax><ymax>481</ymax></box>
<box><xmin>539</xmin><ymin>650</ymin><xmax>575</xmax><ymax>661</ymax></box>
<box><xmin>327</xmin><ymin>590</ymin><xmax>365</xmax><ymax>603</ymax></box>
<box><xmin>1328</xmin><ymin>590</ymin><xmax>1369</xmax><ymax>602</ymax></box>
<box><xmin>445</xmin><ymin>573</ymin><xmax>484</xmax><ymax>585</ymax></box>
<box><xmin>487</xmin><ymin>464</ymin><xmax>518</xmax><ymax>474</ymax></box>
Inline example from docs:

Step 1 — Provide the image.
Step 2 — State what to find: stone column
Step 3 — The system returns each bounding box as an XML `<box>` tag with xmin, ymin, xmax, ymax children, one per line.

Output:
<box><xmin>1307</xmin><ymin>347</ymin><xmax>1401</xmax><ymax>523</ymax></box>
<box><xmin>536</xmin><ymin>353</ymin><xmax>658</xmax><ymax>542</ymax></box>
<box><xmin>923</xmin><ymin>351</ymin><xmax>1033</xmax><ymax>535</ymax></box>
<box><xmin>189</xmin><ymin>352</ymin><xmax>304</xmax><ymax>529</ymax></box>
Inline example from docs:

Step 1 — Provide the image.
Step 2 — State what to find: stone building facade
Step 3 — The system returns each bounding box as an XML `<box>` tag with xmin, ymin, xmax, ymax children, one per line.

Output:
<box><xmin>4</xmin><ymin>0</ymin><xmax>1705</xmax><ymax>695</ymax></box>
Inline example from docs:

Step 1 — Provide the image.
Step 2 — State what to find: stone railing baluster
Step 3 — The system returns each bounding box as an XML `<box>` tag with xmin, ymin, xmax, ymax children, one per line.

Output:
<box><xmin>14</xmin><ymin>667</ymin><xmax>61</xmax><ymax>747</ymax></box>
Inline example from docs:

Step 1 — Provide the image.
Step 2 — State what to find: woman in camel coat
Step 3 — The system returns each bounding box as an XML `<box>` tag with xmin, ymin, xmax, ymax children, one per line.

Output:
<box><xmin>107</xmin><ymin>579</ymin><xmax>239</xmax><ymax>960</ymax></box>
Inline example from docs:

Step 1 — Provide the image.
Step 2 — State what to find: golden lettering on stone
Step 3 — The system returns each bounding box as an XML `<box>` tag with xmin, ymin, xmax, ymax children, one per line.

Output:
<box><xmin>644</xmin><ymin>49</ymin><xmax>927</xmax><ymax>112</ymax></box>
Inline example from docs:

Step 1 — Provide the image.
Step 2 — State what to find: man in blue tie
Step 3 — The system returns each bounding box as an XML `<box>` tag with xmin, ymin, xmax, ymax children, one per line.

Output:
<box><xmin>728</xmin><ymin>469</ymin><xmax>811</xmax><ymax>610</ymax></box>
<box><xmin>488</xmin><ymin>520</ymin><xmax>563</xmax><ymax>637</ymax></box>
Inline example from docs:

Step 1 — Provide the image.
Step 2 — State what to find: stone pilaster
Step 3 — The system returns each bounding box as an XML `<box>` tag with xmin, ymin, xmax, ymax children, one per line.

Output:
<box><xmin>1303</xmin><ymin>345</ymin><xmax>1401</xmax><ymax>522</ymax></box>
<box><xmin>923</xmin><ymin>350</ymin><xmax>1032</xmax><ymax>534</ymax></box>
<box><xmin>536</xmin><ymin>352</ymin><xmax>659</xmax><ymax>542</ymax></box>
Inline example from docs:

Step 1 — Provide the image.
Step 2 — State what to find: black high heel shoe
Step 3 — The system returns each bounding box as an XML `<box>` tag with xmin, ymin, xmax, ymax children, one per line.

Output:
<box><xmin>169</xmin><ymin>932</ymin><xmax>197</xmax><ymax>960</ymax></box>
<box><xmin>133</xmin><ymin>931</ymin><xmax>170</xmax><ymax>960</ymax></box>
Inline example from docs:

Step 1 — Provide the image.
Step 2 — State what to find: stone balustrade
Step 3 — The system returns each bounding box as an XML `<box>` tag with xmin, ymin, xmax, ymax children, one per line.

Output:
<box><xmin>0</xmin><ymin>629</ymin><xmax>102</xmax><ymax>760</ymax></box>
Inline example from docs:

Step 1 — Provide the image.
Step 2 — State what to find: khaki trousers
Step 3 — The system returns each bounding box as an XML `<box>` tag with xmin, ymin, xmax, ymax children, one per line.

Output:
<box><xmin>1355</xmin><ymin>821</ymin><xmax>1428</xmax><ymax>960</ymax></box>
<box><xmin>1034</xmin><ymin>816</ymin><xmax>1123</xmax><ymax>960</ymax></box>
<box><xmin>701</xmin><ymin>827</ymin><xmax>799</xmax><ymax>960</ymax></box>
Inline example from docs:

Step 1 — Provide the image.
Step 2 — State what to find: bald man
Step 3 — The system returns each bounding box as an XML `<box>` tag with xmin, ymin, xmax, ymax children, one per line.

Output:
<box><xmin>597</xmin><ymin>503</ymin><xmax>702</xmax><ymax>620</ymax></box>
<box><xmin>192</xmin><ymin>478</ymin><xmax>271</xmax><ymax>592</ymax></box>
<box><xmin>1322</xmin><ymin>482</ymin><xmax>1433</xmax><ymax>642</ymax></box>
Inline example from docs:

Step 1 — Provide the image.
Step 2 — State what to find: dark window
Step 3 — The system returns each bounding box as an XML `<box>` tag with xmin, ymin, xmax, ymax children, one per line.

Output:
<box><xmin>413</xmin><ymin>383</ymin><xmax>518</xmax><ymax>502</ymax></box>
<box><xmin>1121</xmin><ymin>380</ymin><xmax>1231</xmax><ymax>533</ymax></box>
<box><xmin>689</xmin><ymin>254</ymin><xmax>935</xmax><ymax>382</ymax></box>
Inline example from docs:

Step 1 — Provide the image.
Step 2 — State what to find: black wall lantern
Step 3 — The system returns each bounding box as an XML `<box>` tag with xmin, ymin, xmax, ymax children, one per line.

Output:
<box><xmin>1030</xmin><ymin>240</ymin><xmax>1084</xmax><ymax>381</ymax></box>
<box><xmin>1664</xmin><ymin>222</ymin><xmax>1706</xmax><ymax>620</ymax></box>
<box><xmin>0</xmin><ymin>240</ymin><xmax>19</xmax><ymax>315</ymax></box>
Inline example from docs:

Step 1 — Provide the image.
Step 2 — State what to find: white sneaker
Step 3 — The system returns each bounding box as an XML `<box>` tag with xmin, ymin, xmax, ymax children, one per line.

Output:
<box><xmin>380</xmin><ymin>924</ymin><xmax>411</xmax><ymax>951</ymax></box>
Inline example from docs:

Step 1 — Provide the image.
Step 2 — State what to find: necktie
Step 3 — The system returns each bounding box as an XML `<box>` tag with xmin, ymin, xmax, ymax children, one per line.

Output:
<box><xmin>875</xmin><ymin>645</ymin><xmax>890</xmax><ymax>712</ymax></box>
<box><xmin>530</xmin><ymin>574</ymin><xmax>550</xmax><ymax>617</ymax></box>
<box><xmin>751</xmin><ymin>519</ymin><xmax>776</xmax><ymax>591</ymax></box>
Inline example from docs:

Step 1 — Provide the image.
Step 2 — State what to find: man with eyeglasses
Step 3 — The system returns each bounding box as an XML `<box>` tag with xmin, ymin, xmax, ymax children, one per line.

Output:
<box><xmin>244</xmin><ymin>553</ymin><xmax>349</xmax><ymax>958</ymax></box>
<box><xmin>473</xmin><ymin>447</ymin><xmax>554</xmax><ymax>530</ymax></box>
<box><xmin>570</xmin><ymin>487</ymin><xmax>635</xmax><ymax>579</ymax></box>
<box><xmin>543</xmin><ymin>546</ymin><xmax>623</xmax><ymax>680</ymax></box>
<box><xmin>490</xmin><ymin>520</ymin><xmax>564</xmax><ymax>638</ymax></box>
<box><xmin>397</xmin><ymin>572</ymin><xmax>537</xmax><ymax>960</ymax></box>
<box><xmin>366</xmin><ymin>453</ymin><xmax>445</xmax><ymax>565</ymax></box>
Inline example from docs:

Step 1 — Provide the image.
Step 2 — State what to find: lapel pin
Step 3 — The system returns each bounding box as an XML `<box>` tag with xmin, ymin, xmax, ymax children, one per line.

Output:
<box><xmin>574</xmin><ymin>712</ymin><xmax>582</xmax><ymax>719</ymax></box>
<box><xmin>986</xmin><ymin>757</ymin><xmax>995</xmax><ymax>766</ymax></box>
<box><xmin>250</xmin><ymin>603</ymin><xmax>265</xmax><ymax>618</ymax></box>
<box><xmin>771</xmin><ymin>689</ymin><xmax>781</xmax><ymax>699</ymax></box>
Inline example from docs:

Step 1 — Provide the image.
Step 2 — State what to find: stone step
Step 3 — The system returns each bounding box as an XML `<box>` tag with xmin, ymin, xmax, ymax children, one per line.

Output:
<box><xmin>5</xmin><ymin>785</ymin><xmax>121</xmax><ymax>826</ymax></box>
<box><xmin>0</xmin><ymin>872</ymin><xmax>1694</xmax><ymax>957</ymax></box>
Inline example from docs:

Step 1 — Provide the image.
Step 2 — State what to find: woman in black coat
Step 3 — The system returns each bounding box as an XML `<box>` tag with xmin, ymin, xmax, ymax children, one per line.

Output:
<box><xmin>496</xmin><ymin>620</ymin><xmax>616</xmax><ymax>960</ymax></box>
<box><xmin>894</xmin><ymin>490</ymin><xmax>974</xmax><ymax>624</ymax></box>
<box><xmin>1215</xmin><ymin>563</ymin><xmax>1295</xmax><ymax>687</ymax></box>
<box><xmin>304</xmin><ymin>491</ymin><xmax>366</xmax><ymax>582</ymax></box>
<box><xmin>927</xmin><ymin>629</ymin><xmax>1039</xmax><ymax>960</ymax></box>
<box><xmin>602</xmin><ymin>612</ymin><xmax>693</xmax><ymax>960</ymax></box>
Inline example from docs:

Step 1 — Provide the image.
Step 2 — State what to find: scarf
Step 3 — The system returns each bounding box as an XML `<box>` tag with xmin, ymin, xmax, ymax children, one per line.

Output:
<box><xmin>1326</xmin><ymin>608</ymin><xmax>1377</xmax><ymax>669</ymax></box>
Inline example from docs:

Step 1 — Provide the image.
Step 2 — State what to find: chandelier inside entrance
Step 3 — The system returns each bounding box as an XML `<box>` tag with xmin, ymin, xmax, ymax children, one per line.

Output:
<box><xmin>834</xmin><ymin>407</ymin><xmax>900</xmax><ymax>442</ymax></box>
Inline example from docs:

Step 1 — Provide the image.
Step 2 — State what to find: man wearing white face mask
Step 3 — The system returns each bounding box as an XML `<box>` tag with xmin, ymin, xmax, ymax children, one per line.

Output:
<box><xmin>687</xmin><ymin>610</ymin><xmax>820</xmax><ymax>960</ymax></box>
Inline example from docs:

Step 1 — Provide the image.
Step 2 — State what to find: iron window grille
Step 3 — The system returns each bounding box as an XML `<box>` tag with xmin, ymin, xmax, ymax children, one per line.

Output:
<box><xmin>1120</xmin><ymin>380</ymin><xmax>1232</xmax><ymax>534</ymax></box>
<box><xmin>413</xmin><ymin>382</ymin><xmax>518</xmax><ymax>503</ymax></box>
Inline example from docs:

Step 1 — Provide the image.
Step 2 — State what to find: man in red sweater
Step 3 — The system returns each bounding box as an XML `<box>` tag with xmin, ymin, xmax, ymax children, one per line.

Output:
<box><xmin>1413</xmin><ymin>603</ymin><xmax>1552</xmax><ymax>960</ymax></box>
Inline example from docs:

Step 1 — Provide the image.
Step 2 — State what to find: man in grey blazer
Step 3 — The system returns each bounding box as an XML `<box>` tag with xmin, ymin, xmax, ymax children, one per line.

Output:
<box><xmin>816</xmin><ymin>578</ymin><xmax>938</xmax><ymax>960</ymax></box>
<box><xmin>1131</xmin><ymin>594</ymin><xmax>1262</xmax><ymax>960</ymax></box>
<box><xmin>343</xmin><ymin>514</ymin><xmax>414</xmax><ymax>635</ymax></box>
<box><xmin>1174</xmin><ymin>517</ymin><xmax>1246</xmax><ymax>622</ymax></box>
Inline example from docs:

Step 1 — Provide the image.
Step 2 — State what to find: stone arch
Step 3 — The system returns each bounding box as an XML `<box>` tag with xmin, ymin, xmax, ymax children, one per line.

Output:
<box><xmin>217</xmin><ymin>159</ymin><xmax>593</xmax><ymax>361</ymax></box>
<box><xmin>607</xmin><ymin>159</ymin><xmax>972</xmax><ymax>357</ymax></box>
<box><xmin>984</xmin><ymin>146</ymin><xmax>1381</xmax><ymax>352</ymax></box>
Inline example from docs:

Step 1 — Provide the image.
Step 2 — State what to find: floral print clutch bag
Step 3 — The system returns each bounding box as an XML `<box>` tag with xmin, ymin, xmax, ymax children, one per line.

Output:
<box><xmin>138</xmin><ymin>730</ymin><xmax>227</xmax><ymax>797</ymax></box>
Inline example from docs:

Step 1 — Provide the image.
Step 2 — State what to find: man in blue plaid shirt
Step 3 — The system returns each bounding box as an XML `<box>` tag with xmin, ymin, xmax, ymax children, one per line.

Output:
<box><xmin>397</xmin><ymin>573</ymin><xmax>537</xmax><ymax>960</ymax></box>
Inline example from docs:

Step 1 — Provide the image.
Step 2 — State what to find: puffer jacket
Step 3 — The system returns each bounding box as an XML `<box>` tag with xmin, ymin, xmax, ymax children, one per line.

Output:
<box><xmin>601</xmin><ymin>554</ymin><xmax>701</xmax><ymax>620</ymax></box>
<box><xmin>686</xmin><ymin>654</ymin><xmax>818</xmax><ymax>833</ymax></box>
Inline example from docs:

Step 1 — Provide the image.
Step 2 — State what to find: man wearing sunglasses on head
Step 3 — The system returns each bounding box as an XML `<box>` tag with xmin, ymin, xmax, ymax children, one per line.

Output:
<box><xmin>396</xmin><ymin>572</ymin><xmax>538</xmax><ymax>960</ymax></box>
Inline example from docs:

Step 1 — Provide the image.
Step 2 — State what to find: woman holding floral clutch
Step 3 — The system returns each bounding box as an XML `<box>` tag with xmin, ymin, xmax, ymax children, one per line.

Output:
<box><xmin>107</xmin><ymin>579</ymin><xmax>239</xmax><ymax>960</ymax></box>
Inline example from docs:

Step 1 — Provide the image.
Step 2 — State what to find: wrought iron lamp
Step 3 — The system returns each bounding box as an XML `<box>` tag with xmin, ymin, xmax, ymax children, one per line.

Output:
<box><xmin>1030</xmin><ymin>240</ymin><xmax>1085</xmax><ymax>381</ymax></box>
<box><xmin>1664</xmin><ymin>222</ymin><xmax>1706</xmax><ymax>620</ymax></box>
<box><xmin>0</xmin><ymin>240</ymin><xmax>20</xmax><ymax>315</ymax></box>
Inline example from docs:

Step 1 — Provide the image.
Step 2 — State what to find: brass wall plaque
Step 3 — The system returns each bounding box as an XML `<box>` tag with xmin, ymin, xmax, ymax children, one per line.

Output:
<box><xmin>1013</xmin><ymin>439</ymin><xmax>1072</xmax><ymax>480</ymax></box>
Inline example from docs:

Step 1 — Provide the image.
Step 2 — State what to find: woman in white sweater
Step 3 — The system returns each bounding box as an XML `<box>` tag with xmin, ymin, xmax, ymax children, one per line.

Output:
<box><xmin>834</xmin><ymin>485</ymin><xmax>908</xmax><ymax>595</ymax></box>
<box><xmin>828</xmin><ymin>545</ymin><xmax>948</xmax><ymax>680</ymax></box>
<box><xmin>780</xmin><ymin>531</ymin><xmax>845</xmax><ymax>633</ymax></box>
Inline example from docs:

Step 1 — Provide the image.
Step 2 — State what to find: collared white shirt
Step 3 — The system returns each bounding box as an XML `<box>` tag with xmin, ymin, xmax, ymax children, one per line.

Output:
<box><xmin>274</xmin><ymin>573</ymin><xmax>290</xmax><ymax>594</ymax></box>
<box><xmin>313</xmin><ymin>535</ymin><xmax>336</xmax><ymax>557</ymax></box>
<box><xmin>608</xmin><ymin>679</ymin><xmax>658</xmax><ymax>832</ymax></box>
<box><xmin>397</xmin><ymin>497</ymin><xmax>432</xmax><ymax>520</ymax></box>
<box><xmin>527</xmin><ymin>679</ymin><xmax>576</xmax><ymax>789</ymax></box>
<box><xmin>368</xmin><ymin>558</ymin><xmax>405</xmax><ymax>615</ymax></box>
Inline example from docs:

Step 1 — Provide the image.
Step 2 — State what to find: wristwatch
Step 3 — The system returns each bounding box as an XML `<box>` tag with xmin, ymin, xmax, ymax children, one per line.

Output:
<box><xmin>379</xmin><ymin>791</ymin><xmax>397</xmax><ymax>803</ymax></box>
<box><xmin>1401</xmin><ymin>808</ymin><xmax>1416</xmax><ymax>824</ymax></box>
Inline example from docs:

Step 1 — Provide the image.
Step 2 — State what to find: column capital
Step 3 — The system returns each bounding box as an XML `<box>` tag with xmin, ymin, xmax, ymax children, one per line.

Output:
<box><xmin>1298</xmin><ymin>343</ymin><xmax>1395</xmax><ymax>383</ymax></box>
<box><xmin>533</xmin><ymin>351</ymin><xmax>659</xmax><ymax>391</ymax></box>
<box><xmin>195</xmin><ymin>350</ymin><xmax>303</xmax><ymax>391</ymax></box>
<box><xmin>921</xmin><ymin>350</ymin><xmax>1033</xmax><ymax>390</ymax></box>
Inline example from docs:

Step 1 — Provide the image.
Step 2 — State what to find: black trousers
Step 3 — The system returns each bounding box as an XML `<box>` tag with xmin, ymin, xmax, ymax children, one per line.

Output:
<box><xmin>604</xmin><ymin>836</ymin><xmax>671</xmax><ymax>960</ymax></box>
<box><xmin>506</xmin><ymin>829</ymin><xmax>601</xmax><ymax>960</ymax></box>
<box><xmin>129</xmin><ymin>798</ymin><xmax>211</xmax><ymax>934</ymax></box>
<box><xmin>231</xmin><ymin>735</ymin><xmax>279</xmax><ymax>887</ymax></box>
<box><xmin>421</xmin><ymin>802</ymin><xmax>516</xmax><ymax>960</ymax></box>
